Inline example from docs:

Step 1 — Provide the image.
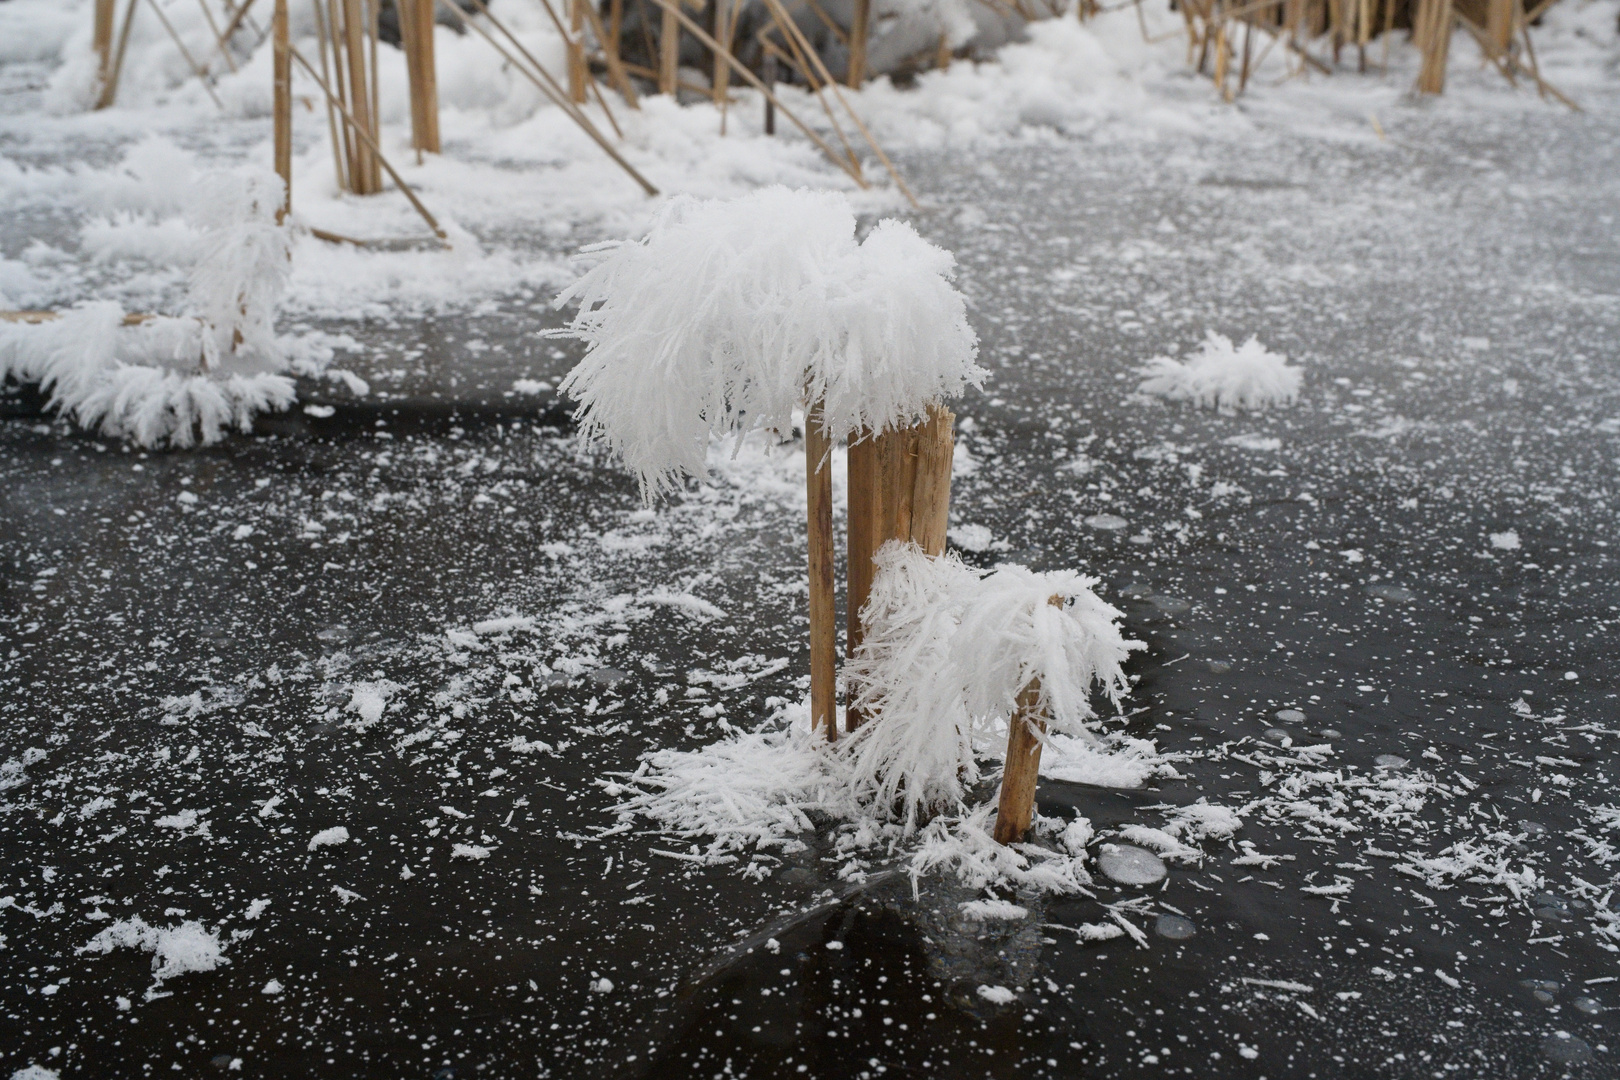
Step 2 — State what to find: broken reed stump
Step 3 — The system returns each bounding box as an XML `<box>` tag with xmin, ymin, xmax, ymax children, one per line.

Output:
<box><xmin>659</xmin><ymin>0</ymin><xmax>681</xmax><ymax>95</ymax></box>
<box><xmin>846</xmin><ymin>0</ymin><xmax>870</xmax><ymax>87</ymax></box>
<box><xmin>93</xmin><ymin>0</ymin><xmax>117</xmax><ymax>91</ymax></box>
<box><xmin>845</xmin><ymin>403</ymin><xmax>954</xmax><ymax>731</ymax></box>
<box><xmin>805</xmin><ymin>401</ymin><xmax>837</xmax><ymax>741</ymax></box>
<box><xmin>399</xmin><ymin>0</ymin><xmax>441</xmax><ymax>156</ymax></box>
<box><xmin>273</xmin><ymin>0</ymin><xmax>291</xmax><ymax>221</ymax></box>
<box><xmin>96</xmin><ymin>0</ymin><xmax>139</xmax><ymax>109</ymax></box>
<box><xmin>992</xmin><ymin>595</ymin><xmax>1065</xmax><ymax>846</ymax></box>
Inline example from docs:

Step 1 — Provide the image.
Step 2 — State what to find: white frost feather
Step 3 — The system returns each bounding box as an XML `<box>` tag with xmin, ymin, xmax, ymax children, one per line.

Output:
<box><xmin>553</xmin><ymin>187</ymin><xmax>983</xmax><ymax>500</ymax></box>
<box><xmin>841</xmin><ymin>542</ymin><xmax>1138</xmax><ymax>829</ymax></box>
<box><xmin>0</xmin><ymin>168</ymin><xmax>293</xmax><ymax>447</ymax></box>
<box><xmin>1136</xmin><ymin>331</ymin><xmax>1301</xmax><ymax>410</ymax></box>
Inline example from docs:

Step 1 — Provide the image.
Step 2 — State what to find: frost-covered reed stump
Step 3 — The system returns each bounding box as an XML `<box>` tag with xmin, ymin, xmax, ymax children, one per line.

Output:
<box><xmin>553</xmin><ymin>186</ymin><xmax>982</xmax><ymax>740</ymax></box>
<box><xmin>555</xmin><ymin>187</ymin><xmax>1140</xmax><ymax>861</ymax></box>
<box><xmin>0</xmin><ymin>168</ymin><xmax>295</xmax><ymax>448</ymax></box>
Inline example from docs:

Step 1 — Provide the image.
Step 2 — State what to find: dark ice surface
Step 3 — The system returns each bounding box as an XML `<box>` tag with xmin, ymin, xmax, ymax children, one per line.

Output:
<box><xmin>5</xmin><ymin>74</ymin><xmax>1620</xmax><ymax>1080</ymax></box>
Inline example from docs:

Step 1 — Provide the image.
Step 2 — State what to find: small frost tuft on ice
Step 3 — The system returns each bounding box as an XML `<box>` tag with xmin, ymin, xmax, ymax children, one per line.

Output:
<box><xmin>1490</xmin><ymin>530</ymin><xmax>1521</xmax><ymax>550</ymax></box>
<box><xmin>79</xmin><ymin>918</ymin><xmax>228</xmax><ymax>981</ymax></box>
<box><xmin>960</xmin><ymin>898</ymin><xmax>1029</xmax><ymax>920</ymax></box>
<box><xmin>976</xmin><ymin>985</ymin><xmax>1016</xmax><ymax>1005</ymax></box>
<box><xmin>451</xmin><ymin>844</ymin><xmax>492</xmax><ymax>860</ymax></box>
<box><xmin>1136</xmin><ymin>332</ymin><xmax>1301</xmax><ymax>411</ymax></box>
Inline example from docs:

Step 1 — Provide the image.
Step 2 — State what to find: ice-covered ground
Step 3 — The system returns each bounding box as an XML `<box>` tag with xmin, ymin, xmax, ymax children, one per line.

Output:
<box><xmin>4</xmin><ymin>0</ymin><xmax>1620</xmax><ymax>1077</ymax></box>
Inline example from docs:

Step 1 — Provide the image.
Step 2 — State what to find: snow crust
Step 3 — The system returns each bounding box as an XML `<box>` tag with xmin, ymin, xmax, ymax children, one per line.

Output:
<box><xmin>1137</xmin><ymin>332</ymin><xmax>1302</xmax><ymax>411</ymax></box>
<box><xmin>555</xmin><ymin>188</ymin><xmax>982</xmax><ymax>499</ymax></box>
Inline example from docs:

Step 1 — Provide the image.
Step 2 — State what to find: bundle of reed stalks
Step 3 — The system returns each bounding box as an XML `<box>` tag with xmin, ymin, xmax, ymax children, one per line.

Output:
<box><xmin>1171</xmin><ymin>0</ymin><xmax>1574</xmax><ymax>104</ymax></box>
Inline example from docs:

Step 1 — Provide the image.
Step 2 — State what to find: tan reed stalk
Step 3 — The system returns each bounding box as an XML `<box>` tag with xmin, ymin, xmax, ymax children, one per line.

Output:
<box><xmin>659</xmin><ymin>1</ymin><xmax>679</xmax><ymax>94</ymax></box>
<box><xmin>847</xmin><ymin>0</ymin><xmax>870</xmax><ymax>86</ymax></box>
<box><xmin>273</xmin><ymin>0</ymin><xmax>291</xmax><ymax>220</ymax></box>
<box><xmin>805</xmin><ymin>402</ymin><xmax>837</xmax><ymax>742</ymax></box>
<box><xmin>312</xmin><ymin>0</ymin><xmax>349</xmax><ymax>193</ymax></box>
<box><xmin>759</xmin><ymin>0</ymin><xmax>920</xmax><ymax>206</ymax></box>
<box><xmin>647</xmin><ymin>0</ymin><xmax>868</xmax><ymax>186</ymax></box>
<box><xmin>577</xmin><ymin>0</ymin><xmax>640</xmax><ymax>108</ymax></box>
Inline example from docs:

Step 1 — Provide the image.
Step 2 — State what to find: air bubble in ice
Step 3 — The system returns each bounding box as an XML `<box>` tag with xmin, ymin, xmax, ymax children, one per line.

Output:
<box><xmin>1155</xmin><ymin>914</ymin><xmax>1195</xmax><ymax>940</ymax></box>
<box><xmin>1374</xmin><ymin>755</ymin><xmax>1408</xmax><ymax>769</ymax></box>
<box><xmin>1572</xmin><ymin>996</ymin><xmax>1603</xmax><ymax>1015</ymax></box>
<box><xmin>1318</xmin><ymin>729</ymin><xmax>1342</xmax><ymax>740</ymax></box>
<box><xmin>1264</xmin><ymin>728</ymin><xmax>1291</xmax><ymax>742</ymax></box>
<box><xmin>1275</xmin><ymin>709</ymin><xmax>1306</xmax><ymax>724</ymax></box>
<box><xmin>1541</xmin><ymin>1032</ymin><xmax>1594</xmax><ymax>1065</ymax></box>
<box><xmin>1149</xmin><ymin>595</ymin><xmax>1192</xmax><ymax>615</ymax></box>
<box><xmin>1518</xmin><ymin>821</ymin><xmax>1548</xmax><ymax>838</ymax></box>
<box><xmin>1097</xmin><ymin>843</ymin><xmax>1167</xmax><ymax>886</ymax></box>
<box><xmin>1365</xmin><ymin>584</ymin><xmax>1415</xmax><ymax>603</ymax></box>
<box><xmin>1206</xmin><ymin>660</ymin><xmax>1232</xmax><ymax>674</ymax></box>
<box><xmin>1085</xmin><ymin>514</ymin><xmax>1129</xmax><ymax>531</ymax></box>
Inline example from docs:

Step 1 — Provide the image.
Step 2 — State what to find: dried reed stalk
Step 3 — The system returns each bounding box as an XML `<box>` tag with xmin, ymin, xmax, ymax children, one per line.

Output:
<box><xmin>273</xmin><ymin>0</ymin><xmax>291</xmax><ymax>220</ymax></box>
<box><xmin>645</xmin><ymin>0</ymin><xmax>866</xmax><ymax>187</ymax></box>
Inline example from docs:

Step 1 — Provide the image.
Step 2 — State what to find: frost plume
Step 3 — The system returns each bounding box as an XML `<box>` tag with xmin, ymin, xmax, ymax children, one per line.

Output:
<box><xmin>0</xmin><ymin>168</ymin><xmax>293</xmax><ymax>447</ymax></box>
<box><xmin>554</xmin><ymin>188</ymin><xmax>983</xmax><ymax>500</ymax></box>
<box><xmin>1136</xmin><ymin>331</ymin><xmax>1301</xmax><ymax>410</ymax></box>
<box><xmin>842</xmin><ymin>542</ymin><xmax>1138</xmax><ymax>830</ymax></box>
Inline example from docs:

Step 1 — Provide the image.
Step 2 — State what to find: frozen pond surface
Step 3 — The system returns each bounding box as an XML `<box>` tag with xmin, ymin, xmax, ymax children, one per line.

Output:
<box><xmin>5</xmin><ymin>65</ymin><xmax>1620</xmax><ymax>1080</ymax></box>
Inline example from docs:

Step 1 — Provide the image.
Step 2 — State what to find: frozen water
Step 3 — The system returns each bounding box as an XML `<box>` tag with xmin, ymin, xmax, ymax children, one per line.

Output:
<box><xmin>1096</xmin><ymin>843</ymin><xmax>1167</xmax><ymax>886</ymax></box>
<box><xmin>1154</xmin><ymin>914</ymin><xmax>1196</xmax><ymax>940</ymax></box>
<box><xmin>1084</xmin><ymin>514</ymin><xmax>1129</xmax><ymax>531</ymax></box>
<box><xmin>4</xmin><ymin>1</ymin><xmax>1620</xmax><ymax>1074</ymax></box>
<box><xmin>1275</xmin><ymin>709</ymin><xmax>1306</xmax><ymax>724</ymax></box>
